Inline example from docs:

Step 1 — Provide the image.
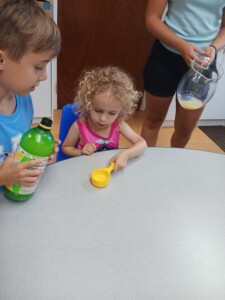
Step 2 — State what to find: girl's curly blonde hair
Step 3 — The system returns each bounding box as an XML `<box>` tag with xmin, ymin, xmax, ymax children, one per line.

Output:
<box><xmin>74</xmin><ymin>66</ymin><xmax>142</xmax><ymax>120</ymax></box>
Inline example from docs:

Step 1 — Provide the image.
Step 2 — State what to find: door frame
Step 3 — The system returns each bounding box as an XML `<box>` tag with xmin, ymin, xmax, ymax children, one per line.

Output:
<box><xmin>52</xmin><ymin>0</ymin><xmax>58</xmax><ymax>109</ymax></box>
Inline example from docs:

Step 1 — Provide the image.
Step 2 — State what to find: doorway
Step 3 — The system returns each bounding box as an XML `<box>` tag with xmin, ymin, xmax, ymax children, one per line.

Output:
<box><xmin>57</xmin><ymin>0</ymin><xmax>154</xmax><ymax>108</ymax></box>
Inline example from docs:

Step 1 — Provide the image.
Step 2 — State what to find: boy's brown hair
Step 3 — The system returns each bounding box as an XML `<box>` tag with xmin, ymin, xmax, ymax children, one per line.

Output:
<box><xmin>0</xmin><ymin>0</ymin><xmax>61</xmax><ymax>61</ymax></box>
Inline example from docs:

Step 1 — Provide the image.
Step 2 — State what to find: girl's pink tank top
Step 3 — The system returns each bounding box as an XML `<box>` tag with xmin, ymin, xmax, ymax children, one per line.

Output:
<box><xmin>76</xmin><ymin>119</ymin><xmax>119</xmax><ymax>151</ymax></box>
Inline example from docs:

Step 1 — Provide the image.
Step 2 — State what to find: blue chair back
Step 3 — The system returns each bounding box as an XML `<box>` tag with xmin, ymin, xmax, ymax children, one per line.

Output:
<box><xmin>57</xmin><ymin>103</ymin><xmax>79</xmax><ymax>162</ymax></box>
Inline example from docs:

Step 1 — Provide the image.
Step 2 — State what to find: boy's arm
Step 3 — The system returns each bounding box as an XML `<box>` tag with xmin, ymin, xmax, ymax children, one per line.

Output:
<box><xmin>109</xmin><ymin>121</ymin><xmax>147</xmax><ymax>171</ymax></box>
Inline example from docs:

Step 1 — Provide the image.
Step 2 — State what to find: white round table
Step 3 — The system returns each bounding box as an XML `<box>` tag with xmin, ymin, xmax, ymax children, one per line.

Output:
<box><xmin>1</xmin><ymin>148</ymin><xmax>225</xmax><ymax>299</ymax></box>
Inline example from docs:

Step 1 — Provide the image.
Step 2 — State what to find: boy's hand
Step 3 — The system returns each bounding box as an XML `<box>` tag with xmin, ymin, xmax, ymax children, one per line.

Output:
<box><xmin>49</xmin><ymin>138</ymin><xmax>61</xmax><ymax>164</ymax></box>
<box><xmin>82</xmin><ymin>143</ymin><xmax>96</xmax><ymax>155</ymax></box>
<box><xmin>0</xmin><ymin>153</ymin><xmax>43</xmax><ymax>186</ymax></box>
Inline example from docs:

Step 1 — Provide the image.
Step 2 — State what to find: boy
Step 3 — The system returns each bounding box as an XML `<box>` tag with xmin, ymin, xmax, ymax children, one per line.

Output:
<box><xmin>0</xmin><ymin>0</ymin><xmax>61</xmax><ymax>186</ymax></box>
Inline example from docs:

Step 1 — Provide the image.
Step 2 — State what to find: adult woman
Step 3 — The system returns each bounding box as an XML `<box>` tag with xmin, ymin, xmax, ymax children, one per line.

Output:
<box><xmin>141</xmin><ymin>0</ymin><xmax>225</xmax><ymax>147</ymax></box>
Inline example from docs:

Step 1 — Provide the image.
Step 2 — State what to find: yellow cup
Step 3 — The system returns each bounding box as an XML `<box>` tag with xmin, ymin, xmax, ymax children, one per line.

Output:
<box><xmin>91</xmin><ymin>162</ymin><xmax>115</xmax><ymax>188</ymax></box>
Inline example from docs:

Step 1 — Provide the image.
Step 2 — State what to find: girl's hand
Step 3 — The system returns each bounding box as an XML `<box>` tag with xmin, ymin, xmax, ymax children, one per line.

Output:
<box><xmin>82</xmin><ymin>143</ymin><xmax>96</xmax><ymax>155</ymax></box>
<box><xmin>0</xmin><ymin>153</ymin><xmax>43</xmax><ymax>186</ymax></box>
<box><xmin>49</xmin><ymin>138</ymin><xmax>61</xmax><ymax>164</ymax></box>
<box><xmin>109</xmin><ymin>151</ymin><xmax>129</xmax><ymax>171</ymax></box>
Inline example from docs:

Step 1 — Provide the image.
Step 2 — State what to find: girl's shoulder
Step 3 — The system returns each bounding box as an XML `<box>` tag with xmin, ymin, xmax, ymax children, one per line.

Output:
<box><xmin>76</xmin><ymin>117</ymin><xmax>87</xmax><ymax>126</ymax></box>
<box><xmin>112</xmin><ymin>119</ymin><xmax>121</xmax><ymax>129</ymax></box>
<box><xmin>116</xmin><ymin>119</ymin><xmax>126</xmax><ymax>131</ymax></box>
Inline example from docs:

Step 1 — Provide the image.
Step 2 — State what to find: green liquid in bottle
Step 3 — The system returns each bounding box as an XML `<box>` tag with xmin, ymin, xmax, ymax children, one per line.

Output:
<box><xmin>4</xmin><ymin>117</ymin><xmax>55</xmax><ymax>201</ymax></box>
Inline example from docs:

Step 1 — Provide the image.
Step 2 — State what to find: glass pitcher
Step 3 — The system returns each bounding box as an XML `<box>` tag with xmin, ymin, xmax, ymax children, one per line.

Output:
<box><xmin>176</xmin><ymin>55</ymin><xmax>224</xmax><ymax>110</ymax></box>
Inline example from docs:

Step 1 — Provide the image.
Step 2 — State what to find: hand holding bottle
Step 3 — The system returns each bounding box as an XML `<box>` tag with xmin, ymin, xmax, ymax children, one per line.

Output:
<box><xmin>4</xmin><ymin>117</ymin><xmax>55</xmax><ymax>201</ymax></box>
<box><xmin>48</xmin><ymin>137</ymin><xmax>61</xmax><ymax>164</ymax></box>
<box><xmin>0</xmin><ymin>153</ymin><xmax>43</xmax><ymax>186</ymax></box>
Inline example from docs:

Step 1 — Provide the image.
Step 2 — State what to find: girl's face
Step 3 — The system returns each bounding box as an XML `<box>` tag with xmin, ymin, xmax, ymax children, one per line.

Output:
<box><xmin>89</xmin><ymin>91</ymin><xmax>122</xmax><ymax>130</ymax></box>
<box><xmin>0</xmin><ymin>50</ymin><xmax>52</xmax><ymax>96</ymax></box>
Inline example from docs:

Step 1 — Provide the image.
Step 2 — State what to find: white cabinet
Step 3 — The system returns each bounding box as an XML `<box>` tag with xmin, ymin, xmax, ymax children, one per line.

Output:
<box><xmin>164</xmin><ymin>50</ymin><xmax>225</xmax><ymax>126</ymax></box>
<box><xmin>32</xmin><ymin>0</ymin><xmax>57</xmax><ymax>123</ymax></box>
<box><xmin>31</xmin><ymin>63</ymin><xmax>52</xmax><ymax>123</ymax></box>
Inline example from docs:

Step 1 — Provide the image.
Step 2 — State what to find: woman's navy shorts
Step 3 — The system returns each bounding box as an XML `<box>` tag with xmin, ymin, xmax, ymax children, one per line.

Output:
<box><xmin>143</xmin><ymin>40</ymin><xmax>189</xmax><ymax>97</ymax></box>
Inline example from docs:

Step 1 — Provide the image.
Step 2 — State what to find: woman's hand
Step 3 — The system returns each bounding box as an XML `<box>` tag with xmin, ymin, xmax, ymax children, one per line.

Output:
<box><xmin>0</xmin><ymin>153</ymin><xmax>43</xmax><ymax>186</ymax></box>
<box><xmin>205</xmin><ymin>45</ymin><xmax>217</xmax><ymax>63</ymax></box>
<box><xmin>178</xmin><ymin>41</ymin><xmax>208</xmax><ymax>67</ymax></box>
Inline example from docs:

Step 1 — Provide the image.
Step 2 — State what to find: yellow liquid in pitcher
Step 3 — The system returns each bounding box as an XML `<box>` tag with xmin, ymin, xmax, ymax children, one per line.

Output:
<box><xmin>179</xmin><ymin>98</ymin><xmax>203</xmax><ymax>110</ymax></box>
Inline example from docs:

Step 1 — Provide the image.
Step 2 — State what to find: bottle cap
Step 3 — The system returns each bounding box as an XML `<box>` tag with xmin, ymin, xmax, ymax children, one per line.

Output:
<box><xmin>39</xmin><ymin>117</ymin><xmax>53</xmax><ymax>130</ymax></box>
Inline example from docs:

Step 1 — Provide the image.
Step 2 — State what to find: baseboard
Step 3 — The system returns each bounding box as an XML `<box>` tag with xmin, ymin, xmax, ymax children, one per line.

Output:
<box><xmin>162</xmin><ymin>120</ymin><xmax>225</xmax><ymax>127</ymax></box>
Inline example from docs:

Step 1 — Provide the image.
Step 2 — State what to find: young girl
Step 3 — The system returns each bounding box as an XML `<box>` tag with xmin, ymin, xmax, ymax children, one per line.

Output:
<box><xmin>62</xmin><ymin>66</ymin><xmax>147</xmax><ymax>171</ymax></box>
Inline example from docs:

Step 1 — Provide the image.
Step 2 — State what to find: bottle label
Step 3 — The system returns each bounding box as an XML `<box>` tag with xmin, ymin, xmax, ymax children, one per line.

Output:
<box><xmin>5</xmin><ymin>145</ymin><xmax>49</xmax><ymax>195</ymax></box>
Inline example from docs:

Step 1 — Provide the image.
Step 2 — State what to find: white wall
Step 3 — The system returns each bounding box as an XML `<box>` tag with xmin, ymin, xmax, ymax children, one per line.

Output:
<box><xmin>32</xmin><ymin>0</ymin><xmax>58</xmax><ymax>123</ymax></box>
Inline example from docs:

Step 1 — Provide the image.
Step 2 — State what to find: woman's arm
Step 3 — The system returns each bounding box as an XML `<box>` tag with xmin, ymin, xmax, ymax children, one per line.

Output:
<box><xmin>109</xmin><ymin>121</ymin><xmax>147</xmax><ymax>171</ymax></box>
<box><xmin>145</xmin><ymin>0</ymin><xmax>207</xmax><ymax>66</ymax></box>
<box><xmin>205</xmin><ymin>8</ymin><xmax>225</xmax><ymax>60</ymax></box>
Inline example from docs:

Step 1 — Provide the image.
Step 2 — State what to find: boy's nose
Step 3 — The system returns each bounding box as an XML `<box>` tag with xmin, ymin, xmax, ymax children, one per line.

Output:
<box><xmin>39</xmin><ymin>69</ymin><xmax>47</xmax><ymax>82</ymax></box>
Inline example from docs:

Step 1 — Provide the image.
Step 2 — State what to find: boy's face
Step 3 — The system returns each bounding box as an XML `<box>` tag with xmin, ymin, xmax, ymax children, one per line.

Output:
<box><xmin>0</xmin><ymin>50</ymin><xmax>52</xmax><ymax>96</ymax></box>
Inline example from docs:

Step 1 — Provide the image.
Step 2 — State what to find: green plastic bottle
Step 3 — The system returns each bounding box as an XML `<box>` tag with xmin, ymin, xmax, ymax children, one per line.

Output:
<box><xmin>4</xmin><ymin>117</ymin><xmax>55</xmax><ymax>201</ymax></box>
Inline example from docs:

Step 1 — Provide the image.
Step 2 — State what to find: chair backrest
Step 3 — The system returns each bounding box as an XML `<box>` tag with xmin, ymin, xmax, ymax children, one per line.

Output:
<box><xmin>56</xmin><ymin>103</ymin><xmax>79</xmax><ymax>162</ymax></box>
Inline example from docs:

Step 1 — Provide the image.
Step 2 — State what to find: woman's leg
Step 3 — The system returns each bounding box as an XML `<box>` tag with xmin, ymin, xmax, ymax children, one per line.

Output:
<box><xmin>142</xmin><ymin>40</ymin><xmax>190</xmax><ymax>147</ymax></box>
<box><xmin>171</xmin><ymin>101</ymin><xmax>204</xmax><ymax>148</ymax></box>
<box><xmin>141</xmin><ymin>91</ymin><xmax>173</xmax><ymax>146</ymax></box>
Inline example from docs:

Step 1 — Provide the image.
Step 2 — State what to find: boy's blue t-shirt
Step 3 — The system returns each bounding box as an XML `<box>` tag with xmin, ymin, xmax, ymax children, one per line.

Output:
<box><xmin>0</xmin><ymin>94</ymin><xmax>33</xmax><ymax>162</ymax></box>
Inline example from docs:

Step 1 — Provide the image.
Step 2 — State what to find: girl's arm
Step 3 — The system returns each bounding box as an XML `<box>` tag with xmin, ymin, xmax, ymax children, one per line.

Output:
<box><xmin>62</xmin><ymin>122</ymin><xmax>82</xmax><ymax>156</ymax></box>
<box><xmin>145</xmin><ymin>0</ymin><xmax>207</xmax><ymax>66</ymax></box>
<box><xmin>109</xmin><ymin>121</ymin><xmax>147</xmax><ymax>171</ymax></box>
<box><xmin>62</xmin><ymin>122</ymin><xmax>96</xmax><ymax>156</ymax></box>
